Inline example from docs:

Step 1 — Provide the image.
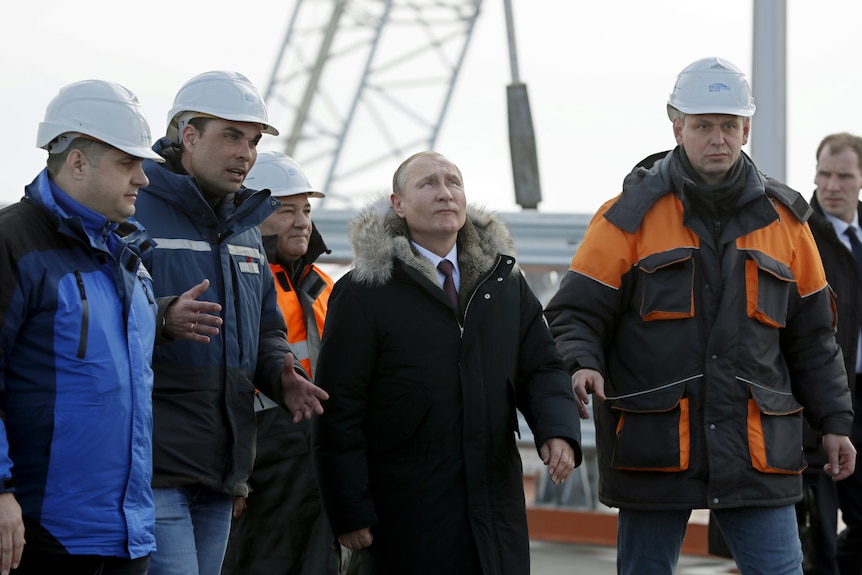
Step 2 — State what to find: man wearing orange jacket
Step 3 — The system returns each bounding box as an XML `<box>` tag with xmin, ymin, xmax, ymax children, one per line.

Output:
<box><xmin>545</xmin><ymin>57</ymin><xmax>856</xmax><ymax>575</ymax></box>
<box><xmin>222</xmin><ymin>151</ymin><xmax>357</xmax><ymax>575</ymax></box>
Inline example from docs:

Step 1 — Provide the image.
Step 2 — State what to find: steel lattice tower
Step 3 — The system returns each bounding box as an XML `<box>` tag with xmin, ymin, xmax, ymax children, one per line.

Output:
<box><xmin>263</xmin><ymin>0</ymin><xmax>483</xmax><ymax>208</ymax></box>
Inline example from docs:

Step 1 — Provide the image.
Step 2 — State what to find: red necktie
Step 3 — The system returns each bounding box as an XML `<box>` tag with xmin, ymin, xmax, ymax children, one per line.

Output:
<box><xmin>437</xmin><ymin>259</ymin><xmax>459</xmax><ymax>308</ymax></box>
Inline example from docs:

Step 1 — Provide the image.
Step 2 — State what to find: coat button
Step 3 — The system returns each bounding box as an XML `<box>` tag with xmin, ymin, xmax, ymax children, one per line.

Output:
<box><xmin>484</xmin><ymin>294</ymin><xmax>491</xmax><ymax>300</ymax></box>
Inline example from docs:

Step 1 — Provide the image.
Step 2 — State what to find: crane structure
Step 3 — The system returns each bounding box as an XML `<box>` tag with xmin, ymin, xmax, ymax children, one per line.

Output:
<box><xmin>263</xmin><ymin>0</ymin><xmax>483</xmax><ymax>209</ymax></box>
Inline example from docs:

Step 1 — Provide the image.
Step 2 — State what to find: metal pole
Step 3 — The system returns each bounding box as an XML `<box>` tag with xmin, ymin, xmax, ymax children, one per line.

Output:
<box><xmin>504</xmin><ymin>0</ymin><xmax>541</xmax><ymax>209</ymax></box>
<box><xmin>503</xmin><ymin>0</ymin><xmax>521</xmax><ymax>84</ymax></box>
<box><xmin>751</xmin><ymin>0</ymin><xmax>787</xmax><ymax>181</ymax></box>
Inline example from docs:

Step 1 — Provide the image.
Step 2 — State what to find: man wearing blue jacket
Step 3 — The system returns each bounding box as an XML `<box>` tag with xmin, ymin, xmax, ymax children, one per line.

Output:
<box><xmin>134</xmin><ymin>71</ymin><xmax>329</xmax><ymax>575</ymax></box>
<box><xmin>0</xmin><ymin>79</ymin><xmax>163</xmax><ymax>574</ymax></box>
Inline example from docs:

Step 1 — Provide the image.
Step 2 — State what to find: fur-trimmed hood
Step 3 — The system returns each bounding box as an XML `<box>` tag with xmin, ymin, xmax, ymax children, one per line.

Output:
<box><xmin>348</xmin><ymin>196</ymin><xmax>518</xmax><ymax>294</ymax></box>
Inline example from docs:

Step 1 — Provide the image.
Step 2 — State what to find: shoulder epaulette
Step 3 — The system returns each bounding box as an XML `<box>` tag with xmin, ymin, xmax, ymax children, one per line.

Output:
<box><xmin>765</xmin><ymin>178</ymin><xmax>812</xmax><ymax>223</ymax></box>
<box><xmin>605</xmin><ymin>150</ymin><xmax>673</xmax><ymax>233</ymax></box>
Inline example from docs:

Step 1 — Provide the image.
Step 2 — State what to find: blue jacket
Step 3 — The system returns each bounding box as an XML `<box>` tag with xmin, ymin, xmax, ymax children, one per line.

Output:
<box><xmin>136</xmin><ymin>139</ymin><xmax>295</xmax><ymax>496</ymax></box>
<box><xmin>0</xmin><ymin>169</ymin><xmax>157</xmax><ymax>558</ymax></box>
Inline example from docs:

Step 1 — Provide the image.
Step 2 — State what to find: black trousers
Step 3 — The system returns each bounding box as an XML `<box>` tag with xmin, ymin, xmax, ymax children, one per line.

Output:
<box><xmin>16</xmin><ymin>517</ymin><xmax>150</xmax><ymax>575</ymax></box>
<box><xmin>15</xmin><ymin>552</ymin><xmax>150</xmax><ymax>575</ymax></box>
<box><xmin>836</xmin><ymin>385</ymin><xmax>862</xmax><ymax>575</ymax></box>
<box><xmin>799</xmin><ymin>471</ymin><xmax>840</xmax><ymax>575</ymax></box>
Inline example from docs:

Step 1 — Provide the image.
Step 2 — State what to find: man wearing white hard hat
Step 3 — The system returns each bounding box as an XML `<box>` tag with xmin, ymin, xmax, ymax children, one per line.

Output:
<box><xmin>546</xmin><ymin>57</ymin><xmax>856</xmax><ymax>574</ymax></box>
<box><xmin>222</xmin><ymin>151</ymin><xmax>359</xmax><ymax>575</ymax></box>
<box><xmin>133</xmin><ymin>72</ymin><xmax>329</xmax><ymax>575</ymax></box>
<box><xmin>0</xmin><ymin>79</ymin><xmax>162</xmax><ymax>574</ymax></box>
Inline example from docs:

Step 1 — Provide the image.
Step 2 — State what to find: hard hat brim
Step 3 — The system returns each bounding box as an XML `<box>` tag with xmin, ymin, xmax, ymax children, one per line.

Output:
<box><xmin>271</xmin><ymin>190</ymin><xmax>325</xmax><ymax>199</ymax></box>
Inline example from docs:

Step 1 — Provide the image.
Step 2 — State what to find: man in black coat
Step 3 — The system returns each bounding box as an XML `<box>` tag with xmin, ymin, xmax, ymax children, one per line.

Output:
<box><xmin>804</xmin><ymin>132</ymin><xmax>862</xmax><ymax>575</ymax></box>
<box><xmin>312</xmin><ymin>151</ymin><xmax>582</xmax><ymax>575</ymax></box>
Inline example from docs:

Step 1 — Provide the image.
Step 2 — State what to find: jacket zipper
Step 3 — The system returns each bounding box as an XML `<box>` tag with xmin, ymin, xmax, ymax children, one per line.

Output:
<box><xmin>459</xmin><ymin>256</ymin><xmax>504</xmax><ymax>337</ymax></box>
<box><xmin>74</xmin><ymin>270</ymin><xmax>89</xmax><ymax>359</ymax></box>
<box><xmin>139</xmin><ymin>275</ymin><xmax>156</xmax><ymax>306</ymax></box>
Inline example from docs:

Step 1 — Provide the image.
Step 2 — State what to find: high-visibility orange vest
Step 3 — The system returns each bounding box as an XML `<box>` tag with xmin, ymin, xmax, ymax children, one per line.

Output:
<box><xmin>271</xmin><ymin>262</ymin><xmax>333</xmax><ymax>379</ymax></box>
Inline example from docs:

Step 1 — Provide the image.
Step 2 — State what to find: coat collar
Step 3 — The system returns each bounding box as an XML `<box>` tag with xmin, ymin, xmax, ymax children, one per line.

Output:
<box><xmin>605</xmin><ymin>148</ymin><xmax>810</xmax><ymax>234</ymax></box>
<box><xmin>348</xmin><ymin>196</ymin><xmax>517</xmax><ymax>293</ymax></box>
<box><xmin>143</xmin><ymin>138</ymin><xmax>278</xmax><ymax>234</ymax></box>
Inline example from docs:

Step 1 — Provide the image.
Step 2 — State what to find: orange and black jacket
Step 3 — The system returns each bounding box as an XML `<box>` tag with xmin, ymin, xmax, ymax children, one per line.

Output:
<box><xmin>545</xmin><ymin>149</ymin><xmax>854</xmax><ymax>510</ymax></box>
<box><xmin>267</xmin><ymin>225</ymin><xmax>332</xmax><ymax>380</ymax></box>
<box><xmin>252</xmin><ymin>224</ymin><xmax>333</xmax><ymax>465</ymax></box>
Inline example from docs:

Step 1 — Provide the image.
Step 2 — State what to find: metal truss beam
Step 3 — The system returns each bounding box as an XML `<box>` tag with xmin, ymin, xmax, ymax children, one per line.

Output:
<box><xmin>264</xmin><ymin>0</ymin><xmax>483</xmax><ymax>208</ymax></box>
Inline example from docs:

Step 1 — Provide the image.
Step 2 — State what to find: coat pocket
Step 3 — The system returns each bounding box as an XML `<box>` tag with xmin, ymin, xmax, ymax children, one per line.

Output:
<box><xmin>747</xmin><ymin>383</ymin><xmax>805</xmax><ymax>474</ymax></box>
<box><xmin>744</xmin><ymin>250</ymin><xmax>795</xmax><ymax>328</ymax></box>
<box><xmin>638</xmin><ymin>248</ymin><xmax>695</xmax><ymax>321</ymax></box>
<box><xmin>611</xmin><ymin>384</ymin><xmax>690</xmax><ymax>471</ymax></box>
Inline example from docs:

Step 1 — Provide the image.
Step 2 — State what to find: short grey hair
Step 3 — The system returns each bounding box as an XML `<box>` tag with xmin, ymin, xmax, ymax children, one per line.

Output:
<box><xmin>667</xmin><ymin>106</ymin><xmax>686</xmax><ymax>123</ymax></box>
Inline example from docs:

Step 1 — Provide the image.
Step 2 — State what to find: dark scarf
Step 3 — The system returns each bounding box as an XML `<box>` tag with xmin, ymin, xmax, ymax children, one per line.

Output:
<box><xmin>280</xmin><ymin>257</ymin><xmax>306</xmax><ymax>287</ymax></box>
<box><xmin>671</xmin><ymin>147</ymin><xmax>747</xmax><ymax>222</ymax></box>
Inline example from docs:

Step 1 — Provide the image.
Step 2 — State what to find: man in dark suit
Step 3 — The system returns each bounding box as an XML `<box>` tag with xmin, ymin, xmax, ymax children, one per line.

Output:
<box><xmin>805</xmin><ymin>132</ymin><xmax>862</xmax><ymax>575</ymax></box>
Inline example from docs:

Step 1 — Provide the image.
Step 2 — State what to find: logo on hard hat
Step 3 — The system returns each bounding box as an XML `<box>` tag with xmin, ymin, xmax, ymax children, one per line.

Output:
<box><xmin>708</xmin><ymin>83</ymin><xmax>730</xmax><ymax>93</ymax></box>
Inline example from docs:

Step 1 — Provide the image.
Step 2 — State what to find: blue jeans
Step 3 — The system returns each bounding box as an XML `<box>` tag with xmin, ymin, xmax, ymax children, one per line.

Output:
<box><xmin>149</xmin><ymin>486</ymin><xmax>233</xmax><ymax>575</ymax></box>
<box><xmin>617</xmin><ymin>506</ymin><xmax>804</xmax><ymax>575</ymax></box>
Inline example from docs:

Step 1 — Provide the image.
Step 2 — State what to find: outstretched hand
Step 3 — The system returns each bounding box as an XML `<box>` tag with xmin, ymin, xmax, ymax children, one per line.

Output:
<box><xmin>162</xmin><ymin>279</ymin><xmax>223</xmax><ymax>343</ymax></box>
<box><xmin>280</xmin><ymin>352</ymin><xmax>329</xmax><ymax>423</ymax></box>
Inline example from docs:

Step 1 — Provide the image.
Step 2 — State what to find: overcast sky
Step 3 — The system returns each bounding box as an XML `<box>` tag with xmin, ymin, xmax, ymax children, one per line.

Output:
<box><xmin>3</xmin><ymin>1</ymin><xmax>862</xmax><ymax>216</ymax></box>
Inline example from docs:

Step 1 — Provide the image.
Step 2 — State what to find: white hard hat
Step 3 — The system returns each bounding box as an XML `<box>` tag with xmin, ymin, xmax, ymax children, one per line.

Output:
<box><xmin>245</xmin><ymin>151</ymin><xmax>324</xmax><ymax>198</ymax></box>
<box><xmin>666</xmin><ymin>57</ymin><xmax>756</xmax><ymax>120</ymax></box>
<box><xmin>36</xmin><ymin>79</ymin><xmax>163</xmax><ymax>161</ymax></box>
<box><xmin>166</xmin><ymin>71</ymin><xmax>279</xmax><ymax>142</ymax></box>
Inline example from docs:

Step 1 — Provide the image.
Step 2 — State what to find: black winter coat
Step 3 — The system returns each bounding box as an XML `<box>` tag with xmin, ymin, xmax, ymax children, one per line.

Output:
<box><xmin>312</xmin><ymin>200</ymin><xmax>581</xmax><ymax>575</ymax></box>
<box><xmin>802</xmin><ymin>195</ymin><xmax>862</xmax><ymax>468</ymax></box>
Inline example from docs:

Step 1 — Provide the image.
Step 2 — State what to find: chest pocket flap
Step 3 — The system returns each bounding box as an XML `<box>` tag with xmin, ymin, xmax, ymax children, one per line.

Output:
<box><xmin>638</xmin><ymin>247</ymin><xmax>695</xmax><ymax>321</ymax></box>
<box><xmin>744</xmin><ymin>250</ymin><xmax>795</xmax><ymax>328</ymax></box>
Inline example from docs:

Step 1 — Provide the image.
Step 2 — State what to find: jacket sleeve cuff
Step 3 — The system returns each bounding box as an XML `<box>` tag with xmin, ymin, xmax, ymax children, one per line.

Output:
<box><xmin>155</xmin><ymin>296</ymin><xmax>180</xmax><ymax>345</ymax></box>
<box><xmin>820</xmin><ymin>416</ymin><xmax>853</xmax><ymax>437</ymax></box>
<box><xmin>0</xmin><ymin>477</ymin><xmax>15</xmax><ymax>493</ymax></box>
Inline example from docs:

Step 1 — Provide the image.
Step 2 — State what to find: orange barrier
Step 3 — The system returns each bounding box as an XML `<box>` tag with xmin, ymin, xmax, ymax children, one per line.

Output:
<box><xmin>526</xmin><ymin>506</ymin><xmax>713</xmax><ymax>558</ymax></box>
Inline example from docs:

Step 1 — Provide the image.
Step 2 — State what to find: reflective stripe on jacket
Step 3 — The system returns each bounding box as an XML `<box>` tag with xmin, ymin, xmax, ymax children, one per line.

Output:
<box><xmin>137</xmin><ymin>138</ymin><xmax>295</xmax><ymax>496</ymax></box>
<box><xmin>546</xmin><ymin>150</ymin><xmax>853</xmax><ymax>510</ymax></box>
